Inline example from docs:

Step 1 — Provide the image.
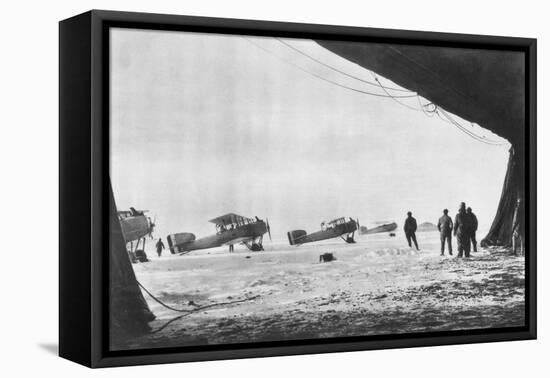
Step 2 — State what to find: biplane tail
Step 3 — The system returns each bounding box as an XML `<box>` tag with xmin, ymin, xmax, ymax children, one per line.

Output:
<box><xmin>287</xmin><ymin>230</ymin><xmax>307</xmax><ymax>246</ymax></box>
<box><xmin>167</xmin><ymin>232</ymin><xmax>196</xmax><ymax>254</ymax></box>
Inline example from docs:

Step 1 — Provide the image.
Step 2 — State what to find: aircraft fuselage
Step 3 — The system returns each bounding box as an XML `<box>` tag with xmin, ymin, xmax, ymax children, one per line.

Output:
<box><xmin>288</xmin><ymin>219</ymin><xmax>357</xmax><ymax>246</ymax></box>
<box><xmin>119</xmin><ymin>214</ymin><xmax>151</xmax><ymax>243</ymax></box>
<box><xmin>171</xmin><ymin>221</ymin><xmax>267</xmax><ymax>253</ymax></box>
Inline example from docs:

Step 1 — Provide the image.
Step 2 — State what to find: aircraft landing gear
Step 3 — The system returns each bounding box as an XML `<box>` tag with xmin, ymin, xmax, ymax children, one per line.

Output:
<box><xmin>245</xmin><ymin>235</ymin><xmax>264</xmax><ymax>251</ymax></box>
<box><xmin>345</xmin><ymin>236</ymin><xmax>356</xmax><ymax>243</ymax></box>
<box><xmin>343</xmin><ymin>232</ymin><xmax>356</xmax><ymax>244</ymax></box>
<box><xmin>135</xmin><ymin>249</ymin><xmax>149</xmax><ymax>262</ymax></box>
<box><xmin>128</xmin><ymin>237</ymin><xmax>150</xmax><ymax>262</ymax></box>
<box><xmin>249</xmin><ymin>243</ymin><xmax>263</xmax><ymax>251</ymax></box>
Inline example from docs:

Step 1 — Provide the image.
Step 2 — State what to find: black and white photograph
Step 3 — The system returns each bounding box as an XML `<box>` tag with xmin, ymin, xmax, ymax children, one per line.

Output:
<box><xmin>3</xmin><ymin>0</ymin><xmax>548</xmax><ymax>374</ymax></box>
<box><xmin>108</xmin><ymin>26</ymin><xmax>528</xmax><ymax>351</ymax></box>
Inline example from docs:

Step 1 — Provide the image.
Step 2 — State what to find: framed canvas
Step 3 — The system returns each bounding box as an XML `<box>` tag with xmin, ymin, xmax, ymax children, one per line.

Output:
<box><xmin>59</xmin><ymin>10</ymin><xmax>537</xmax><ymax>368</ymax></box>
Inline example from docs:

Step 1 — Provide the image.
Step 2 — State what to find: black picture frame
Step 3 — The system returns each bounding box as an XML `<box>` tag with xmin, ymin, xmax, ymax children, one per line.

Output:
<box><xmin>59</xmin><ymin>9</ymin><xmax>537</xmax><ymax>368</ymax></box>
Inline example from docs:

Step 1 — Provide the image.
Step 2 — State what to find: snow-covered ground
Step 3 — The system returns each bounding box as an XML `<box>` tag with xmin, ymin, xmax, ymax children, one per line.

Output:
<box><xmin>115</xmin><ymin>231</ymin><xmax>525</xmax><ymax>350</ymax></box>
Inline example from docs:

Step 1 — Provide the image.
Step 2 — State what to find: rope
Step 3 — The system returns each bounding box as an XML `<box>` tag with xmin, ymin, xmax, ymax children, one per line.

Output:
<box><xmin>137</xmin><ymin>280</ymin><xmax>260</xmax><ymax>313</ymax></box>
<box><xmin>415</xmin><ymin>96</ymin><xmax>504</xmax><ymax>146</ymax></box>
<box><xmin>369</xmin><ymin>72</ymin><xmax>422</xmax><ymax>111</ymax></box>
<box><xmin>150</xmin><ymin>313</ymin><xmax>191</xmax><ymax>334</ymax></box>
<box><xmin>244</xmin><ymin>37</ymin><xmax>417</xmax><ymax>99</ymax></box>
<box><xmin>417</xmin><ymin>96</ymin><xmax>436</xmax><ymax>117</ymax></box>
<box><xmin>437</xmin><ymin>108</ymin><xmax>505</xmax><ymax>146</ymax></box>
<box><xmin>369</xmin><ymin>72</ymin><xmax>504</xmax><ymax>147</ymax></box>
<box><xmin>276</xmin><ymin>38</ymin><xmax>413</xmax><ymax>93</ymax></box>
<box><xmin>245</xmin><ymin>37</ymin><xmax>505</xmax><ymax>147</ymax></box>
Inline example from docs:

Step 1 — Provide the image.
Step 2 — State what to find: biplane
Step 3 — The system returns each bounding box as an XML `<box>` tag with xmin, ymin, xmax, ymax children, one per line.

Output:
<box><xmin>118</xmin><ymin>207</ymin><xmax>156</xmax><ymax>262</ymax></box>
<box><xmin>287</xmin><ymin>217</ymin><xmax>359</xmax><ymax>246</ymax></box>
<box><xmin>167</xmin><ymin>213</ymin><xmax>271</xmax><ymax>255</ymax></box>
<box><xmin>359</xmin><ymin>221</ymin><xmax>398</xmax><ymax>235</ymax></box>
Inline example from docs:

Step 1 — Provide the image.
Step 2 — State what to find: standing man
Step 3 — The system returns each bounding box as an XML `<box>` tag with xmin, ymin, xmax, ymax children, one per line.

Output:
<box><xmin>466</xmin><ymin>207</ymin><xmax>478</xmax><ymax>252</ymax></box>
<box><xmin>403</xmin><ymin>211</ymin><xmax>419</xmax><ymax>250</ymax></box>
<box><xmin>156</xmin><ymin>237</ymin><xmax>165</xmax><ymax>258</ymax></box>
<box><xmin>437</xmin><ymin>209</ymin><xmax>453</xmax><ymax>256</ymax></box>
<box><xmin>454</xmin><ymin>202</ymin><xmax>471</xmax><ymax>258</ymax></box>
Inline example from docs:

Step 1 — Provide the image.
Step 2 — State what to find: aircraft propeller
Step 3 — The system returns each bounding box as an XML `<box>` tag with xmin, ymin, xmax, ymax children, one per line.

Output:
<box><xmin>266</xmin><ymin>217</ymin><xmax>272</xmax><ymax>241</ymax></box>
<box><xmin>149</xmin><ymin>215</ymin><xmax>157</xmax><ymax>239</ymax></box>
<box><xmin>349</xmin><ymin>217</ymin><xmax>360</xmax><ymax>232</ymax></box>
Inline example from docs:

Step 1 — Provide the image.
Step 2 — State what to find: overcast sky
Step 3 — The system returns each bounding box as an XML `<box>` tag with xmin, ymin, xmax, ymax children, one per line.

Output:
<box><xmin>110</xmin><ymin>28</ymin><xmax>510</xmax><ymax>239</ymax></box>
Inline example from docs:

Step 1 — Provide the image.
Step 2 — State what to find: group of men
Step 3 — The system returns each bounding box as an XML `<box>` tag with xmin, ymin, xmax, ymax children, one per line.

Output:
<box><xmin>438</xmin><ymin>202</ymin><xmax>478</xmax><ymax>257</ymax></box>
<box><xmin>403</xmin><ymin>202</ymin><xmax>478</xmax><ymax>258</ymax></box>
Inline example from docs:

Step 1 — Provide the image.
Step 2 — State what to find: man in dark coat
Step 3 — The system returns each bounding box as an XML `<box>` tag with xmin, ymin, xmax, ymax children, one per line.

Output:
<box><xmin>466</xmin><ymin>207</ymin><xmax>478</xmax><ymax>252</ymax></box>
<box><xmin>403</xmin><ymin>211</ymin><xmax>419</xmax><ymax>250</ymax></box>
<box><xmin>156</xmin><ymin>237</ymin><xmax>165</xmax><ymax>257</ymax></box>
<box><xmin>454</xmin><ymin>202</ymin><xmax>471</xmax><ymax>258</ymax></box>
<box><xmin>437</xmin><ymin>209</ymin><xmax>453</xmax><ymax>256</ymax></box>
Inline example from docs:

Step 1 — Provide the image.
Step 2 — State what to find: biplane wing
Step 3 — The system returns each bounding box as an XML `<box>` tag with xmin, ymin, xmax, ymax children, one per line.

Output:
<box><xmin>118</xmin><ymin>208</ymin><xmax>149</xmax><ymax>218</ymax></box>
<box><xmin>208</xmin><ymin>213</ymin><xmax>254</xmax><ymax>226</ymax></box>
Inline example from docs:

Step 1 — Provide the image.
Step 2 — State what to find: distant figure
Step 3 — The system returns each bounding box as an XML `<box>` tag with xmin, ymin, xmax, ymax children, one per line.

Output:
<box><xmin>255</xmin><ymin>216</ymin><xmax>261</xmax><ymax>222</ymax></box>
<box><xmin>156</xmin><ymin>238</ymin><xmax>165</xmax><ymax>257</ymax></box>
<box><xmin>437</xmin><ymin>209</ymin><xmax>453</xmax><ymax>256</ymax></box>
<box><xmin>403</xmin><ymin>211</ymin><xmax>419</xmax><ymax>250</ymax></box>
<box><xmin>454</xmin><ymin>202</ymin><xmax>471</xmax><ymax>258</ymax></box>
<box><xmin>512</xmin><ymin>198</ymin><xmax>524</xmax><ymax>256</ymax></box>
<box><xmin>466</xmin><ymin>207</ymin><xmax>478</xmax><ymax>252</ymax></box>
